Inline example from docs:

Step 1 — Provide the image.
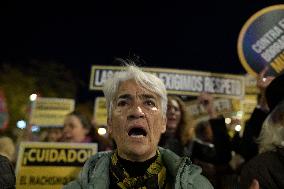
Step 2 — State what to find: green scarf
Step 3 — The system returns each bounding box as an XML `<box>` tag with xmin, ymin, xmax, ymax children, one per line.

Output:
<box><xmin>110</xmin><ymin>150</ymin><xmax>167</xmax><ymax>189</ymax></box>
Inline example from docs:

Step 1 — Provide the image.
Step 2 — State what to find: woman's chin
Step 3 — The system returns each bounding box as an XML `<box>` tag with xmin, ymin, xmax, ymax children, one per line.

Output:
<box><xmin>167</xmin><ymin>123</ymin><xmax>178</xmax><ymax>130</ymax></box>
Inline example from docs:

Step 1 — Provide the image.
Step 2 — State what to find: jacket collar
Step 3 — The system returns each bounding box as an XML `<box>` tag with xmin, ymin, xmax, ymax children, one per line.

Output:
<box><xmin>84</xmin><ymin>148</ymin><xmax>202</xmax><ymax>188</ymax></box>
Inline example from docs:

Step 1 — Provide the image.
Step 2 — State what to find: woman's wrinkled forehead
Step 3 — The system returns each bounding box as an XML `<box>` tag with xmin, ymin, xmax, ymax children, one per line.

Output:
<box><xmin>116</xmin><ymin>79</ymin><xmax>159</xmax><ymax>99</ymax></box>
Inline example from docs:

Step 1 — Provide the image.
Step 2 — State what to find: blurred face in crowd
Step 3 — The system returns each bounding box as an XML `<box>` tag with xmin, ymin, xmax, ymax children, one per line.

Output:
<box><xmin>63</xmin><ymin>115</ymin><xmax>89</xmax><ymax>142</ymax></box>
<box><xmin>47</xmin><ymin>128</ymin><xmax>63</xmax><ymax>142</ymax></box>
<box><xmin>108</xmin><ymin>79</ymin><xmax>167</xmax><ymax>162</ymax></box>
<box><xmin>166</xmin><ymin>98</ymin><xmax>181</xmax><ymax>133</ymax></box>
<box><xmin>202</xmin><ymin>125</ymin><xmax>214</xmax><ymax>143</ymax></box>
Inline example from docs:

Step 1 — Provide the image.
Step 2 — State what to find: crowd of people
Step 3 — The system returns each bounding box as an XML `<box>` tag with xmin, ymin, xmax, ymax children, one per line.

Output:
<box><xmin>0</xmin><ymin>59</ymin><xmax>284</xmax><ymax>188</ymax></box>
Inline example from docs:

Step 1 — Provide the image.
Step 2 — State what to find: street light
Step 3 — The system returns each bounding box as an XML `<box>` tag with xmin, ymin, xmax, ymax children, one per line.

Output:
<box><xmin>235</xmin><ymin>124</ymin><xmax>242</xmax><ymax>132</ymax></box>
<box><xmin>29</xmin><ymin>94</ymin><xmax>37</xmax><ymax>101</ymax></box>
<box><xmin>17</xmin><ymin>120</ymin><xmax>26</xmax><ymax>129</ymax></box>
<box><xmin>225</xmin><ymin>117</ymin><xmax>232</xmax><ymax>124</ymax></box>
<box><xmin>98</xmin><ymin>127</ymin><xmax>107</xmax><ymax>135</ymax></box>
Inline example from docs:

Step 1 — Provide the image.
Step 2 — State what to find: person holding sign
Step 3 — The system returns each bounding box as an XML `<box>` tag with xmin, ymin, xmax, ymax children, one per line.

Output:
<box><xmin>236</xmin><ymin>67</ymin><xmax>275</xmax><ymax>162</ymax></box>
<box><xmin>240</xmin><ymin>72</ymin><xmax>284</xmax><ymax>189</ymax></box>
<box><xmin>63</xmin><ymin>60</ymin><xmax>213</xmax><ymax>188</ymax></box>
<box><xmin>190</xmin><ymin>93</ymin><xmax>233</xmax><ymax>188</ymax></box>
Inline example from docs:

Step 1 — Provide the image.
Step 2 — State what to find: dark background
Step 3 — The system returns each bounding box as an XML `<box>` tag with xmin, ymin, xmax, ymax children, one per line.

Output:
<box><xmin>0</xmin><ymin>1</ymin><xmax>282</xmax><ymax>102</ymax></box>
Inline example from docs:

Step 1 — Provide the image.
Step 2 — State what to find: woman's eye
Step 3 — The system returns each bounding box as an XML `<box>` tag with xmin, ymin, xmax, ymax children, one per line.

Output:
<box><xmin>117</xmin><ymin>100</ymin><xmax>127</xmax><ymax>106</ymax></box>
<box><xmin>145</xmin><ymin>100</ymin><xmax>156</xmax><ymax>107</ymax></box>
<box><xmin>174</xmin><ymin>107</ymin><xmax>180</xmax><ymax>112</ymax></box>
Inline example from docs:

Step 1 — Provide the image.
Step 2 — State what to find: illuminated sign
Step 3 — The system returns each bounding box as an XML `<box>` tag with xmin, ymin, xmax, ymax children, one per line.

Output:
<box><xmin>89</xmin><ymin>66</ymin><xmax>245</xmax><ymax>99</ymax></box>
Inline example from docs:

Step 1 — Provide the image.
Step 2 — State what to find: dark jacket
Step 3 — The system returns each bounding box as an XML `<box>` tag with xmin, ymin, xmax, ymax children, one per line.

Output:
<box><xmin>240</xmin><ymin>148</ymin><xmax>284</xmax><ymax>189</ymax></box>
<box><xmin>0</xmin><ymin>155</ymin><xmax>15</xmax><ymax>189</ymax></box>
<box><xmin>209</xmin><ymin>117</ymin><xmax>232</xmax><ymax>164</ymax></box>
<box><xmin>236</xmin><ymin>108</ymin><xmax>268</xmax><ymax>161</ymax></box>
<box><xmin>191</xmin><ymin>117</ymin><xmax>233</xmax><ymax>189</ymax></box>
<box><xmin>191</xmin><ymin>117</ymin><xmax>232</xmax><ymax>164</ymax></box>
<box><xmin>159</xmin><ymin>132</ymin><xmax>184</xmax><ymax>156</ymax></box>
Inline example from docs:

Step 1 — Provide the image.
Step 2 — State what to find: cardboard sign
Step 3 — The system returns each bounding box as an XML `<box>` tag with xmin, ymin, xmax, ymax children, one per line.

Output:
<box><xmin>30</xmin><ymin>98</ymin><xmax>75</xmax><ymax>127</ymax></box>
<box><xmin>185</xmin><ymin>98</ymin><xmax>234</xmax><ymax>120</ymax></box>
<box><xmin>16</xmin><ymin>142</ymin><xmax>97</xmax><ymax>189</ymax></box>
<box><xmin>242</xmin><ymin>95</ymin><xmax>258</xmax><ymax>122</ymax></box>
<box><xmin>238</xmin><ymin>5</ymin><xmax>284</xmax><ymax>76</ymax></box>
<box><xmin>244</xmin><ymin>74</ymin><xmax>260</xmax><ymax>95</ymax></box>
<box><xmin>89</xmin><ymin>66</ymin><xmax>245</xmax><ymax>99</ymax></box>
<box><xmin>94</xmin><ymin>97</ymin><xmax>107</xmax><ymax>126</ymax></box>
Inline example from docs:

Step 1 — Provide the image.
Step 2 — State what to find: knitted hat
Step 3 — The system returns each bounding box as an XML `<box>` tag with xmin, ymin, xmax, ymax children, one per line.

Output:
<box><xmin>265</xmin><ymin>73</ymin><xmax>284</xmax><ymax>111</ymax></box>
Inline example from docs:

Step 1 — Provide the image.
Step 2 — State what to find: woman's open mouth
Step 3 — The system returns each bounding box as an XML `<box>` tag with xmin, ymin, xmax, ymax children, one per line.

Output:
<box><xmin>128</xmin><ymin>127</ymin><xmax>147</xmax><ymax>138</ymax></box>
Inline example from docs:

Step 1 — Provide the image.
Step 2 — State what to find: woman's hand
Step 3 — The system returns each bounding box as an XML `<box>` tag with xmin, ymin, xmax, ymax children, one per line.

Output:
<box><xmin>257</xmin><ymin>67</ymin><xmax>275</xmax><ymax>111</ymax></box>
<box><xmin>198</xmin><ymin>92</ymin><xmax>217</xmax><ymax>118</ymax></box>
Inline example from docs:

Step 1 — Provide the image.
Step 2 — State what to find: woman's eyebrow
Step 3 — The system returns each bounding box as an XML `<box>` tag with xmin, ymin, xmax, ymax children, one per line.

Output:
<box><xmin>117</xmin><ymin>93</ymin><xmax>157</xmax><ymax>101</ymax></box>
<box><xmin>117</xmin><ymin>94</ymin><xmax>132</xmax><ymax>100</ymax></box>
<box><xmin>140</xmin><ymin>94</ymin><xmax>156</xmax><ymax>100</ymax></box>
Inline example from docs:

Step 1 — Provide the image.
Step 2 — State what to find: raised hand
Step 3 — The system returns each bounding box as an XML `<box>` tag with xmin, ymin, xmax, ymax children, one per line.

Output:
<box><xmin>197</xmin><ymin>92</ymin><xmax>217</xmax><ymax>118</ymax></box>
<box><xmin>257</xmin><ymin>67</ymin><xmax>275</xmax><ymax>111</ymax></box>
<box><xmin>257</xmin><ymin>66</ymin><xmax>275</xmax><ymax>92</ymax></box>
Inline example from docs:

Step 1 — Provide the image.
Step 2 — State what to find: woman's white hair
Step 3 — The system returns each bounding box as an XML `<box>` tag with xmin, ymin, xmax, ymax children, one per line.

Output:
<box><xmin>258</xmin><ymin>100</ymin><xmax>284</xmax><ymax>153</ymax></box>
<box><xmin>103</xmin><ymin>59</ymin><xmax>167</xmax><ymax>118</ymax></box>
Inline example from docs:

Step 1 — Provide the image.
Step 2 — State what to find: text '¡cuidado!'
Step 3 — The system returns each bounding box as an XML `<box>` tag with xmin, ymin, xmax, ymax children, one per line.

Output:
<box><xmin>22</xmin><ymin>148</ymin><xmax>93</xmax><ymax>166</ymax></box>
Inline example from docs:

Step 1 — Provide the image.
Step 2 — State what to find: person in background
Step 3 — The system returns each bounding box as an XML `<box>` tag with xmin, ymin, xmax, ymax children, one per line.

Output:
<box><xmin>0</xmin><ymin>135</ymin><xmax>16</xmax><ymax>189</ymax></box>
<box><xmin>63</xmin><ymin>60</ymin><xmax>213</xmax><ymax>188</ymax></box>
<box><xmin>62</xmin><ymin>111</ymin><xmax>112</xmax><ymax>151</ymax></box>
<box><xmin>240</xmin><ymin>72</ymin><xmax>284</xmax><ymax>189</ymax></box>
<box><xmin>193</xmin><ymin>93</ymin><xmax>232</xmax><ymax>165</ymax></box>
<box><xmin>159</xmin><ymin>95</ymin><xmax>194</xmax><ymax>156</ymax></box>
<box><xmin>236</xmin><ymin>67</ymin><xmax>275</xmax><ymax>162</ymax></box>
<box><xmin>0</xmin><ymin>154</ymin><xmax>16</xmax><ymax>189</ymax></box>
<box><xmin>0</xmin><ymin>136</ymin><xmax>16</xmax><ymax>163</ymax></box>
<box><xmin>42</xmin><ymin>127</ymin><xmax>63</xmax><ymax>142</ymax></box>
<box><xmin>191</xmin><ymin>93</ymin><xmax>233</xmax><ymax>189</ymax></box>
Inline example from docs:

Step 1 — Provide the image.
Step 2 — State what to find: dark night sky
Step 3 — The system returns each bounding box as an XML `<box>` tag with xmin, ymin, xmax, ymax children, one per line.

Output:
<box><xmin>0</xmin><ymin>1</ymin><xmax>282</xmax><ymax>102</ymax></box>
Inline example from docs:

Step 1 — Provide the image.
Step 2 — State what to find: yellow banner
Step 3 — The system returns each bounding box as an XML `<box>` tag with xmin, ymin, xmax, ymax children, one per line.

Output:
<box><xmin>16</xmin><ymin>142</ymin><xmax>97</xmax><ymax>189</ymax></box>
<box><xmin>30</xmin><ymin>97</ymin><xmax>75</xmax><ymax>126</ymax></box>
<box><xmin>242</xmin><ymin>95</ymin><xmax>258</xmax><ymax>122</ymax></box>
<box><xmin>244</xmin><ymin>74</ymin><xmax>260</xmax><ymax>95</ymax></box>
<box><xmin>94</xmin><ymin>97</ymin><xmax>107</xmax><ymax>126</ymax></box>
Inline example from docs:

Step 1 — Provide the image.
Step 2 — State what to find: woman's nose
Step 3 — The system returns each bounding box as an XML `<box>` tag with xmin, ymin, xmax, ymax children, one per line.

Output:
<box><xmin>128</xmin><ymin>105</ymin><xmax>145</xmax><ymax>119</ymax></box>
<box><xmin>167</xmin><ymin>107</ymin><xmax>175</xmax><ymax>114</ymax></box>
<box><xmin>63</xmin><ymin>126</ymin><xmax>70</xmax><ymax>133</ymax></box>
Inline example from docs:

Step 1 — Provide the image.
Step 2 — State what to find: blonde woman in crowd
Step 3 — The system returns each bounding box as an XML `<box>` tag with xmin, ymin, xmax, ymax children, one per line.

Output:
<box><xmin>159</xmin><ymin>95</ymin><xmax>195</xmax><ymax>156</ymax></box>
